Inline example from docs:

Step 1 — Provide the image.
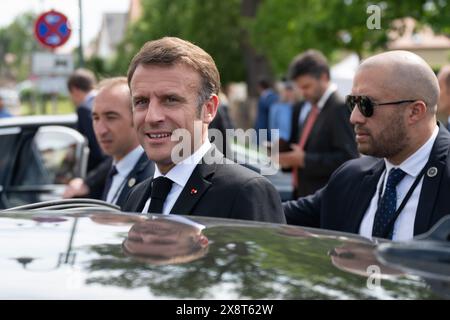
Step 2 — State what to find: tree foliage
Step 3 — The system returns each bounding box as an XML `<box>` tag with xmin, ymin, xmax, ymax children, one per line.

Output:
<box><xmin>113</xmin><ymin>0</ymin><xmax>245</xmax><ymax>84</ymax></box>
<box><xmin>248</xmin><ymin>0</ymin><xmax>450</xmax><ymax>76</ymax></box>
<box><xmin>0</xmin><ymin>12</ymin><xmax>39</xmax><ymax>81</ymax></box>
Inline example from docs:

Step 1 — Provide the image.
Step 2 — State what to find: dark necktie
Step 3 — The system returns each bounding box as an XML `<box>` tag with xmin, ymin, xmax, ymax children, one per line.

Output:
<box><xmin>102</xmin><ymin>165</ymin><xmax>118</xmax><ymax>201</ymax></box>
<box><xmin>147</xmin><ymin>176</ymin><xmax>173</xmax><ymax>214</ymax></box>
<box><xmin>372</xmin><ymin>168</ymin><xmax>406</xmax><ymax>239</ymax></box>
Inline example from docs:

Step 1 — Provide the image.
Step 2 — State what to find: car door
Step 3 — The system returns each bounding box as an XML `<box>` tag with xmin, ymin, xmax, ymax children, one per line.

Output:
<box><xmin>0</xmin><ymin>125</ymin><xmax>89</xmax><ymax>208</ymax></box>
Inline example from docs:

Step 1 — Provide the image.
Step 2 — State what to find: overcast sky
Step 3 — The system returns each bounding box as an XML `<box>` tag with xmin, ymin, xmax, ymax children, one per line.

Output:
<box><xmin>0</xmin><ymin>0</ymin><xmax>130</xmax><ymax>52</ymax></box>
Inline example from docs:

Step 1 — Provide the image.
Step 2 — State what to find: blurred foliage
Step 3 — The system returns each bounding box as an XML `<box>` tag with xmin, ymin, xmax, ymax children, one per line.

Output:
<box><xmin>247</xmin><ymin>0</ymin><xmax>450</xmax><ymax>75</ymax></box>
<box><xmin>112</xmin><ymin>0</ymin><xmax>245</xmax><ymax>85</ymax></box>
<box><xmin>0</xmin><ymin>12</ymin><xmax>40</xmax><ymax>82</ymax></box>
<box><xmin>105</xmin><ymin>0</ymin><xmax>450</xmax><ymax>84</ymax></box>
<box><xmin>1</xmin><ymin>1</ymin><xmax>450</xmax><ymax>87</ymax></box>
<box><xmin>20</xmin><ymin>96</ymin><xmax>73</xmax><ymax>115</ymax></box>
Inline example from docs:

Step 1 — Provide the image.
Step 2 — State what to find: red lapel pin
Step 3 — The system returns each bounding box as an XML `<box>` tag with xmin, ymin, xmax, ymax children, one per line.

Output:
<box><xmin>190</xmin><ymin>188</ymin><xmax>198</xmax><ymax>195</ymax></box>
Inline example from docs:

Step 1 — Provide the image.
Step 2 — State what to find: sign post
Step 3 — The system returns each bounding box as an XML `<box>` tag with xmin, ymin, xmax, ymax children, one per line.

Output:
<box><xmin>33</xmin><ymin>10</ymin><xmax>72</xmax><ymax>114</ymax></box>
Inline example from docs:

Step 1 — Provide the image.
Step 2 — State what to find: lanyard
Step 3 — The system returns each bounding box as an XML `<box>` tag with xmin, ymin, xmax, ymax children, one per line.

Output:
<box><xmin>376</xmin><ymin>163</ymin><xmax>429</xmax><ymax>238</ymax></box>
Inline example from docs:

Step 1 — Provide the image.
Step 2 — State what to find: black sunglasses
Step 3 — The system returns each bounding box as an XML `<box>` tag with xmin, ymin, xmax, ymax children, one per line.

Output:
<box><xmin>345</xmin><ymin>95</ymin><xmax>416</xmax><ymax>117</ymax></box>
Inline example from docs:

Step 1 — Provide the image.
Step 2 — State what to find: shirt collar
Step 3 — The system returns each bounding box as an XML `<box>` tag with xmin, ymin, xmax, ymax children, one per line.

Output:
<box><xmin>261</xmin><ymin>88</ymin><xmax>274</xmax><ymax>98</ymax></box>
<box><xmin>317</xmin><ymin>83</ymin><xmax>337</xmax><ymax>110</ymax></box>
<box><xmin>83</xmin><ymin>90</ymin><xmax>97</xmax><ymax>105</ymax></box>
<box><xmin>384</xmin><ymin>125</ymin><xmax>439</xmax><ymax>178</ymax></box>
<box><xmin>114</xmin><ymin>146</ymin><xmax>144</xmax><ymax>177</ymax></box>
<box><xmin>153</xmin><ymin>139</ymin><xmax>212</xmax><ymax>188</ymax></box>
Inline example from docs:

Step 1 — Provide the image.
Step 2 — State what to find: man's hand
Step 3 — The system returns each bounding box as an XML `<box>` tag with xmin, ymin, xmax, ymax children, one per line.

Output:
<box><xmin>63</xmin><ymin>178</ymin><xmax>89</xmax><ymax>198</ymax></box>
<box><xmin>278</xmin><ymin>144</ymin><xmax>305</xmax><ymax>168</ymax></box>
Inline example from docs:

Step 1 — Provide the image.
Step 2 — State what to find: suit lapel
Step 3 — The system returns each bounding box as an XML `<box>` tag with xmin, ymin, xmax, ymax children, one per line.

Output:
<box><xmin>414</xmin><ymin>161</ymin><xmax>444</xmax><ymax>235</ymax></box>
<box><xmin>117</xmin><ymin>153</ymin><xmax>153</xmax><ymax>206</ymax></box>
<box><xmin>135</xmin><ymin>178</ymin><xmax>153</xmax><ymax>212</ymax></box>
<box><xmin>414</xmin><ymin>124</ymin><xmax>450</xmax><ymax>235</ymax></box>
<box><xmin>304</xmin><ymin>92</ymin><xmax>338</xmax><ymax>148</ymax></box>
<box><xmin>170</xmin><ymin>148</ymin><xmax>220</xmax><ymax>215</ymax></box>
<box><xmin>345</xmin><ymin>160</ymin><xmax>385</xmax><ymax>233</ymax></box>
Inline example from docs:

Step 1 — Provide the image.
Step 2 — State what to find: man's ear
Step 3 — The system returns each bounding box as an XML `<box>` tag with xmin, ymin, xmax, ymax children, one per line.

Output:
<box><xmin>408</xmin><ymin>101</ymin><xmax>427</xmax><ymax>124</ymax></box>
<box><xmin>201</xmin><ymin>94</ymin><xmax>219</xmax><ymax>124</ymax></box>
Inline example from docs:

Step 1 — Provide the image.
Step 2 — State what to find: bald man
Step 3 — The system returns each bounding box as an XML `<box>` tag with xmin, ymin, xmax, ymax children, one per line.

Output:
<box><xmin>283</xmin><ymin>50</ymin><xmax>450</xmax><ymax>241</ymax></box>
<box><xmin>438</xmin><ymin>65</ymin><xmax>450</xmax><ymax>130</ymax></box>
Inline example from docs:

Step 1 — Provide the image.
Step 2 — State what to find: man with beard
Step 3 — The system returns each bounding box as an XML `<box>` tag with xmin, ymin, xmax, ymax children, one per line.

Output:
<box><xmin>283</xmin><ymin>50</ymin><xmax>450</xmax><ymax>241</ymax></box>
<box><xmin>278</xmin><ymin>50</ymin><xmax>358</xmax><ymax>198</ymax></box>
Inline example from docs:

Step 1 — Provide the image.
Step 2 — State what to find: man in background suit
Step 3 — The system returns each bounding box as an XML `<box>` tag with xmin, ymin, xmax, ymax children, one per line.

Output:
<box><xmin>437</xmin><ymin>65</ymin><xmax>450</xmax><ymax>130</ymax></box>
<box><xmin>67</xmin><ymin>69</ymin><xmax>106</xmax><ymax>173</ymax></box>
<box><xmin>278</xmin><ymin>50</ymin><xmax>358</xmax><ymax>198</ymax></box>
<box><xmin>255</xmin><ymin>78</ymin><xmax>279</xmax><ymax>144</ymax></box>
<box><xmin>284</xmin><ymin>50</ymin><xmax>450</xmax><ymax>241</ymax></box>
<box><xmin>122</xmin><ymin>37</ymin><xmax>285</xmax><ymax>223</ymax></box>
<box><xmin>64</xmin><ymin>77</ymin><xmax>154</xmax><ymax>208</ymax></box>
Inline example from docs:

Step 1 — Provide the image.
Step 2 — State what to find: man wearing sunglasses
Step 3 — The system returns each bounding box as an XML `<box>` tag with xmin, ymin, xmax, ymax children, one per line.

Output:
<box><xmin>283</xmin><ymin>50</ymin><xmax>450</xmax><ymax>241</ymax></box>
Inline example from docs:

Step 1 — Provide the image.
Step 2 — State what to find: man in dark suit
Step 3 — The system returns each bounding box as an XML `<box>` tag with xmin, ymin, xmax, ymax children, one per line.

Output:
<box><xmin>64</xmin><ymin>77</ymin><xmax>154</xmax><ymax>208</ymax></box>
<box><xmin>122</xmin><ymin>37</ymin><xmax>285</xmax><ymax>223</ymax></box>
<box><xmin>278</xmin><ymin>50</ymin><xmax>359</xmax><ymax>198</ymax></box>
<box><xmin>437</xmin><ymin>65</ymin><xmax>450</xmax><ymax>130</ymax></box>
<box><xmin>67</xmin><ymin>69</ymin><xmax>106</xmax><ymax>173</ymax></box>
<box><xmin>284</xmin><ymin>50</ymin><xmax>449</xmax><ymax>241</ymax></box>
<box><xmin>255</xmin><ymin>78</ymin><xmax>279</xmax><ymax>144</ymax></box>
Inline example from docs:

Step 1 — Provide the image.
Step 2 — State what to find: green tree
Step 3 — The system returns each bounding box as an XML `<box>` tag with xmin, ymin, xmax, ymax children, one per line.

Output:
<box><xmin>112</xmin><ymin>0</ymin><xmax>450</xmax><ymax>94</ymax></box>
<box><xmin>248</xmin><ymin>0</ymin><xmax>450</xmax><ymax>76</ymax></box>
<box><xmin>113</xmin><ymin>0</ymin><xmax>245</xmax><ymax>85</ymax></box>
<box><xmin>0</xmin><ymin>12</ymin><xmax>40</xmax><ymax>82</ymax></box>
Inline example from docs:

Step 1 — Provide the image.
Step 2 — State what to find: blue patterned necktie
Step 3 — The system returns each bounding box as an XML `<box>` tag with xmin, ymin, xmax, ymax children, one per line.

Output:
<box><xmin>372</xmin><ymin>168</ymin><xmax>407</xmax><ymax>239</ymax></box>
<box><xmin>102</xmin><ymin>165</ymin><xmax>118</xmax><ymax>201</ymax></box>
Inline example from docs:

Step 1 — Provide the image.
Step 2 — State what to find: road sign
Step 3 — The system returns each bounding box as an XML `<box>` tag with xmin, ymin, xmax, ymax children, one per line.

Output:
<box><xmin>34</xmin><ymin>10</ymin><xmax>72</xmax><ymax>49</ymax></box>
<box><xmin>32</xmin><ymin>52</ymin><xmax>74</xmax><ymax>76</ymax></box>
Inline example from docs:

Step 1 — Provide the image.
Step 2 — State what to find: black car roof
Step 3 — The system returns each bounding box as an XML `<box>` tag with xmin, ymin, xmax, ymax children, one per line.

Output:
<box><xmin>0</xmin><ymin>210</ymin><xmax>446</xmax><ymax>299</ymax></box>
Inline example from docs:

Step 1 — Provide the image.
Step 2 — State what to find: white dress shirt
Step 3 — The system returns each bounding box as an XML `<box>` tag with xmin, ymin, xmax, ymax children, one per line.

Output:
<box><xmin>106</xmin><ymin>146</ymin><xmax>144</xmax><ymax>204</ymax></box>
<box><xmin>142</xmin><ymin>140</ymin><xmax>212</xmax><ymax>215</ymax></box>
<box><xmin>359</xmin><ymin>125</ymin><xmax>439</xmax><ymax>241</ymax></box>
<box><xmin>317</xmin><ymin>83</ymin><xmax>337</xmax><ymax>110</ymax></box>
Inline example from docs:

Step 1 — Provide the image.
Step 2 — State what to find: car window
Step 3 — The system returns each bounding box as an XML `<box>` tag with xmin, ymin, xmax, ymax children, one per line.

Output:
<box><xmin>11</xmin><ymin>126</ymin><xmax>87</xmax><ymax>186</ymax></box>
<box><xmin>0</xmin><ymin>128</ymin><xmax>21</xmax><ymax>184</ymax></box>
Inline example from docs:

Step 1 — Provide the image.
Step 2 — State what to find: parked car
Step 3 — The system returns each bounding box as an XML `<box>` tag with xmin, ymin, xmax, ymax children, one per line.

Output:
<box><xmin>0</xmin><ymin>87</ymin><xmax>20</xmax><ymax>111</ymax></box>
<box><xmin>0</xmin><ymin>114</ymin><xmax>291</xmax><ymax>209</ymax></box>
<box><xmin>0</xmin><ymin>202</ymin><xmax>448</xmax><ymax>299</ymax></box>
<box><xmin>0</xmin><ymin>114</ymin><xmax>89</xmax><ymax>209</ymax></box>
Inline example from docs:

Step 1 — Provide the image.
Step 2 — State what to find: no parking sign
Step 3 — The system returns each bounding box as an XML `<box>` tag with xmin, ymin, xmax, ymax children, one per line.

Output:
<box><xmin>34</xmin><ymin>10</ymin><xmax>72</xmax><ymax>49</ymax></box>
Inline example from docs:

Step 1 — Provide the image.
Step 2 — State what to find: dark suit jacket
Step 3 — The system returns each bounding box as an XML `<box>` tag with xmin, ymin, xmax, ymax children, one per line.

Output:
<box><xmin>85</xmin><ymin>152</ymin><xmax>155</xmax><ymax>208</ymax></box>
<box><xmin>255</xmin><ymin>89</ymin><xmax>279</xmax><ymax>142</ymax></box>
<box><xmin>209</xmin><ymin>103</ymin><xmax>235</xmax><ymax>156</ymax></box>
<box><xmin>122</xmin><ymin>148</ymin><xmax>286</xmax><ymax>224</ymax></box>
<box><xmin>76</xmin><ymin>94</ymin><xmax>106</xmax><ymax>173</ymax></box>
<box><xmin>288</xmin><ymin>92</ymin><xmax>359</xmax><ymax>197</ymax></box>
<box><xmin>283</xmin><ymin>124</ymin><xmax>450</xmax><ymax>237</ymax></box>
